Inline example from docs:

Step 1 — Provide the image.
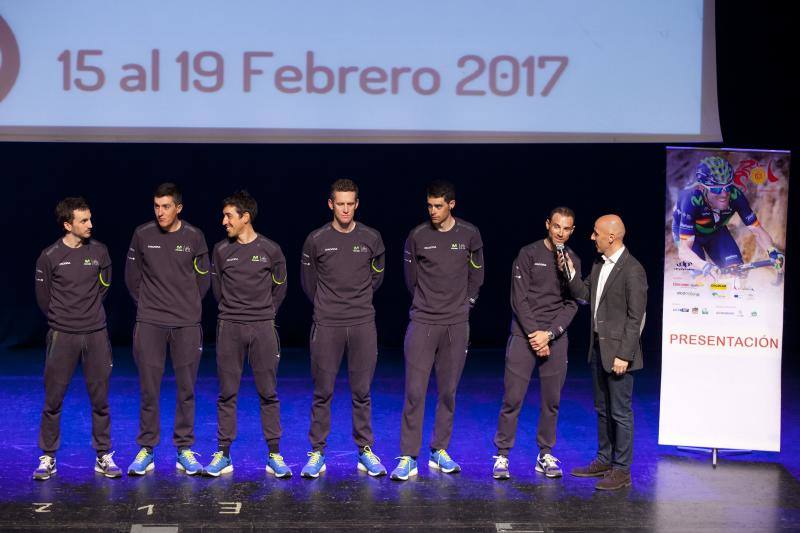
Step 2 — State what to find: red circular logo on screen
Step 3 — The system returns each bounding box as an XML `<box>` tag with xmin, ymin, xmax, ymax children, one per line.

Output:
<box><xmin>0</xmin><ymin>16</ymin><xmax>21</xmax><ymax>103</ymax></box>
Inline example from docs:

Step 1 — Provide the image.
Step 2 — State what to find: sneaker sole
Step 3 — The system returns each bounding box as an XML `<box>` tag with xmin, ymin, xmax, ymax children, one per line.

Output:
<box><xmin>266</xmin><ymin>465</ymin><xmax>292</xmax><ymax>479</ymax></box>
<box><xmin>127</xmin><ymin>462</ymin><xmax>154</xmax><ymax>476</ymax></box>
<box><xmin>493</xmin><ymin>471</ymin><xmax>510</xmax><ymax>480</ymax></box>
<box><xmin>94</xmin><ymin>465</ymin><xmax>122</xmax><ymax>478</ymax></box>
<box><xmin>176</xmin><ymin>462</ymin><xmax>202</xmax><ymax>475</ymax></box>
<box><xmin>204</xmin><ymin>465</ymin><xmax>234</xmax><ymax>477</ymax></box>
<box><xmin>300</xmin><ymin>464</ymin><xmax>326</xmax><ymax>478</ymax></box>
<box><xmin>428</xmin><ymin>460</ymin><xmax>460</xmax><ymax>474</ymax></box>
<box><xmin>390</xmin><ymin>467</ymin><xmax>418</xmax><ymax>481</ymax></box>
<box><xmin>33</xmin><ymin>468</ymin><xmax>56</xmax><ymax>481</ymax></box>
<box><xmin>357</xmin><ymin>462</ymin><xmax>387</xmax><ymax>477</ymax></box>
<box><xmin>535</xmin><ymin>464</ymin><xmax>563</xmax><ymax>478</ymax></box>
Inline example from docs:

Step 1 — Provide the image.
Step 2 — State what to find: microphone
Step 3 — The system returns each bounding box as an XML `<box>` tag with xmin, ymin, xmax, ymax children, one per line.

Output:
<box><xmin>556</xmin><ymin>243</ymin><xmax>571</xmax><ymax>279</ymax></box>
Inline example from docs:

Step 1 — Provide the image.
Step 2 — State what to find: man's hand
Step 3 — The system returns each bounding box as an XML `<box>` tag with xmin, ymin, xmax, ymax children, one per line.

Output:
<box><xmin>612</xmin><ymin>357</ymin><xmax>629</xmax><ymax>375</ymax></box>
<box><xmin>769</xmin><ymin>248</ymin><xmax>785</xmax><ymax>272</ymax></box>
<box><xmin>536</xmin><ymin>345</ymin><xmax>550</xmax><ymax>357</ymax></box>
<box><xmin>528</xmin><ymin>331</ymin><xmax>550</xmax><ymax>351</ymax></box>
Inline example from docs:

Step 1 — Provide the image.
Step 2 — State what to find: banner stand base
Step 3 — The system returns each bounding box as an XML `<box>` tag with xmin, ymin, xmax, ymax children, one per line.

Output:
<box><xmin>677</xmin><ymin>446</ymin><xmax>752</xmax><ymax>468</ymax></box>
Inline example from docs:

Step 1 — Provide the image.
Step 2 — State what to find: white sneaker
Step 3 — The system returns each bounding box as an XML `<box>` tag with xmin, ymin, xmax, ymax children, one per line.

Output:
<box><xmin>33</xmin><ymin>455</ymin><xmax>57</xmax><ymax>480</ymax></box>
<box><xmin>535</xmin><ymin>452</ymin><xmax>563</xmax><ymax>478</ymax></box>
<box><xmin>492</xmin><ymin>455</ymin><xmax>510</xmax><ymax>479</ymax></box>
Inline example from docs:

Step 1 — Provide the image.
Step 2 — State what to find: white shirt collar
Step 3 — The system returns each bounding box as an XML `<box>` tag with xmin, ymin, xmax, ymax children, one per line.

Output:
<box><xmin>601</xmin><ymin>245</ymin><xmax>626</xmax><ymax>264</ymax></box>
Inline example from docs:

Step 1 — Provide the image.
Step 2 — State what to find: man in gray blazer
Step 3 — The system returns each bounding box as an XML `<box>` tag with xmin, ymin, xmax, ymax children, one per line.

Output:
<box><xmin>561</xmin><ymin>214</ymin><xmax>647</xmax><ymax>490</ymax></box>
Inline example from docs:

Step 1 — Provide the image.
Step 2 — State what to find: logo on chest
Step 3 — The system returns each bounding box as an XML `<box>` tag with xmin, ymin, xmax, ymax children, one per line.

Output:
<box><xmin>174</xmin><ymin>244</ymin><xmax>192</xmax><ymax>253</ymax></box>
<box><xmin>251</xmin><ymin>255</ymin><xmax>268</xmax><ymax>263</ymax></box>
<box><xmin>450</xmin><ymin>243</ymin><xmax>466</xmax><ymax>251</ymax></box>
<box><xmin>83</xmin><ymin>258</ymin><xmax>100</xmax><ymax>267</ymax></box>
<box><xmin>352</xmin><ymin>244</ymin><xmax>369</xmax><ymax>253</ymax></box>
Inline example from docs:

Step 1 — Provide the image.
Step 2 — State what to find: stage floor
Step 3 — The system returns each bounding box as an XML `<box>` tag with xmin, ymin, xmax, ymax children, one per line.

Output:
<box><xmin>1</xmin><ymin>346</ymin><xmax>799</xmax><ymax>532</ymax></box>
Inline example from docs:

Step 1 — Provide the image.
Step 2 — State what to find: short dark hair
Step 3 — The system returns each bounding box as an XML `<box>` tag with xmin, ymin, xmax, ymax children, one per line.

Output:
<box><xmin>223</xmin><ymin>190</ymin><xmax>258</xmax><ymax>223</ymax></box>
<box><xmin>55</xmin><ymin>197</ymin><xmax>90</xmax><ymax>231</ymax></box>
<box><xmin>154</xmin><ymin>182</ymin><xmax>182</xmax><ymax>205</ymax></box>
<box><xmin>330</xmin><ymin>178</ymin><xmax>359</xmax><ymax>200</ymax></box>
<box><xmin>426</xmin><ymin>180</ymin><xmax>456</xmax><ymax>202</ymax></box>
<box><xmin>548</xmin><ymin>206</ymin><xmax>575</xmax><ymax>222</ymax></box>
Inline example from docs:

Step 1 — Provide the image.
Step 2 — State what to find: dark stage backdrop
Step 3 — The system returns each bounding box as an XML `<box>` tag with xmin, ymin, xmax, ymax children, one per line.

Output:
<box><xmin>1</xmin><ymin>1</ymin><xmax>795</xmax><ymax>367</ymax></box>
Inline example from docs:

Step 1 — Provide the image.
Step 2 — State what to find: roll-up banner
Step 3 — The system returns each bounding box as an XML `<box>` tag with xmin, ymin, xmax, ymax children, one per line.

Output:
<box><xmin>0</xmin><ymin>0</ymin><xmax>721</xmax><ymax>142</ymax></box>
<box><xmin>660</xmin><ymin>147</ymin><xmax>790</xmax><ymax>452</ymax></box>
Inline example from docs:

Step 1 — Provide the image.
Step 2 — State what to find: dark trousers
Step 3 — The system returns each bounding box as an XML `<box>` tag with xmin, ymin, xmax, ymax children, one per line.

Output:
<box><xmin>592</xmin><ymin>336</ymin><xmax>634</xmax><ymax>470</ymax></box>
<box><xmin>39</xmin><ymin>329</ymin><xmax>113</xmax><ymax>454</ymax></box>
<box><xmin>132</xmin><ymin>322</ymin><xmax>202</xmax><ymax>448</ymax></box>
<box><xmin>216</xmin><ymin>319</ymin><xmax>281</xmax><ymax>450</ymax></box>
<box><xmin>308</xmin><ymin>322</ymin><xmax>377</xmax><ymax>451</ymax></box>
<box><xmin>400</xmin><ymin>321</ymin><xmax>469</xmax><ymax>457</ymax></box>
<box><xmin>494</xmin><ymin>334</ymin><xmax>568</xmax><ymax>456</ymax></box>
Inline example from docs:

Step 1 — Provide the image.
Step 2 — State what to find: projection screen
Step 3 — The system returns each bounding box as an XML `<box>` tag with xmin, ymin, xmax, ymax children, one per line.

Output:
<box><xmin>0</xmin><ymin>0</ymin><xmax>721</xmax><ymax>143</ymax></box>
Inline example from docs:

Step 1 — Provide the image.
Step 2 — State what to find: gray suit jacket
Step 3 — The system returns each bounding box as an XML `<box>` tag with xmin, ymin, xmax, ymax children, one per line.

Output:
<box><xmin>568</xmin><ymin>248</ymin><xmax>648</xmax><ymax>372</ymax></box>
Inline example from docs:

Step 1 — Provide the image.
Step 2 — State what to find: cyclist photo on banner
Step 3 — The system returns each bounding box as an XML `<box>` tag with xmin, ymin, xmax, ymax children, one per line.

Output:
<box><xmin>670</xmin><ymin>153</ymin><xmax>786</xmax><ymax>282</ymax></box>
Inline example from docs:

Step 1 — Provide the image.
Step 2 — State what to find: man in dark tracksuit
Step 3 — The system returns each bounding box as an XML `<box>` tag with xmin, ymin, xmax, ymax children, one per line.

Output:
<box><xmin>125</xmin><ymin>183</ymin><xmax>210</xmax><ymax>476</ymax></box>
<box><xmin>202</xmin><ymin>190</ymin><xmax>292</xmax><ymax>478</ymax></box>
<box><xmin>33</xmin><ymin>197</ymin><xmax>121</xmax><ymax>480</ymax></box>
<box><xmin>299</xmin><ymin>178</ymin><xmax>387</xmax><ymax>478</ymax></box>
<box><xmin>391</xmin><ymin>180</ymin><xmax>484</xmax><ymax>481</ymax></box>
<box><xmin>492</xmin><ymin>207</ymin><xmax>580</xmax><ymax>480</ymax></box>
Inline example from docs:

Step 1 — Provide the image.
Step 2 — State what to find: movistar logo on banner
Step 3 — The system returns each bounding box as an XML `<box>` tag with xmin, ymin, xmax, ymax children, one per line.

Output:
<box><xmin>0</xmin><ymin>16</ymin><xmax>21</xmax><ymax>103</ymax></box>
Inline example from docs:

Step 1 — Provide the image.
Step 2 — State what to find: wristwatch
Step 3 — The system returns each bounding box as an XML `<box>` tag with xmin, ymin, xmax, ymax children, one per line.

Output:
<box><xmin>547</xmin><ymin>330</ymin><xmax>555</xmax><ymax>342</ymax></box>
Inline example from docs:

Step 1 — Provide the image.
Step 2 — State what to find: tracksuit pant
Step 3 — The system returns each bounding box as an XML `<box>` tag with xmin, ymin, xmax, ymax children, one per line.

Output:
<box><xmin>39</xmin><ymin>328</ymin><xmax>113</xmax><ymax>455</ymax></box>
<box><xmin>494</xmin><ymin>333</ymin><xmax>568</xmax><ymax>456</ymax></box>
<box><xmin>216</xmin><ymin>319</ymin><xmax>282</xmax><ymax>452</ymax></box>
<box><xmin>400</xmin><ymin>320</ymin><xmax>469</xmax><ymax>457</ymax></box>
<box><xmin>132</xmin><ymin>322</ymin><xmax>202</xmax><ymax>449</ymax></box>
<box><xmin>308</xmin><ymin>322</ymin><xmax>377</xmax><ymax>451</ymax></box>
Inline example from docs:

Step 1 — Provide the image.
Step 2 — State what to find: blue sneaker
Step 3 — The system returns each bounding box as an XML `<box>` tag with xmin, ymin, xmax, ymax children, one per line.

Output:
<box><xmin>429</xmin><ymin>449</ymin><xmax>461</xmax><ymax>473</ymax></box>
<box><xmin>204</xmin><ymin>451</ymin><xmax>233</xmax><ymax>477</ymax></box>
<box><xmin>176</xmin><ymin>449</ymin><xmax>202</xmax><ymax>475</ymax></box>
<box><xmin>266</xmin><ymin>453</ymin><xmax>293</xmax><ymax>478</ymax></box>
<box><xmin>492</xmin><ymin>455</ymin><xmax>510</xmax><ymax>480</ymax></box>
<box><xmin>357</xmin><ymin>446</ymin><xmax>387</xmax><ymax>477</ymax></box>
<box><xmin>300</xmin><ymin>451</ymin><xmax>326</xmax><ymax>478</ymax></box>
<box><xmin>390</xmin><ymin>456</ymin><xmax>418</xmax><ymax>481</ymax></box>
<box><xmin>33</xmin><ymin>455</ymin><xmax>57</xmax><ymax>480</ymax></box>
<box><xmin>127</xmin><ymin>448</ymin><xmax>154</xmax><ymax>476</ymax></box>
<box><xmin>95</xmin><ymin>451</ymin><xmax>122</xmax><ymax>478</ymax></box>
